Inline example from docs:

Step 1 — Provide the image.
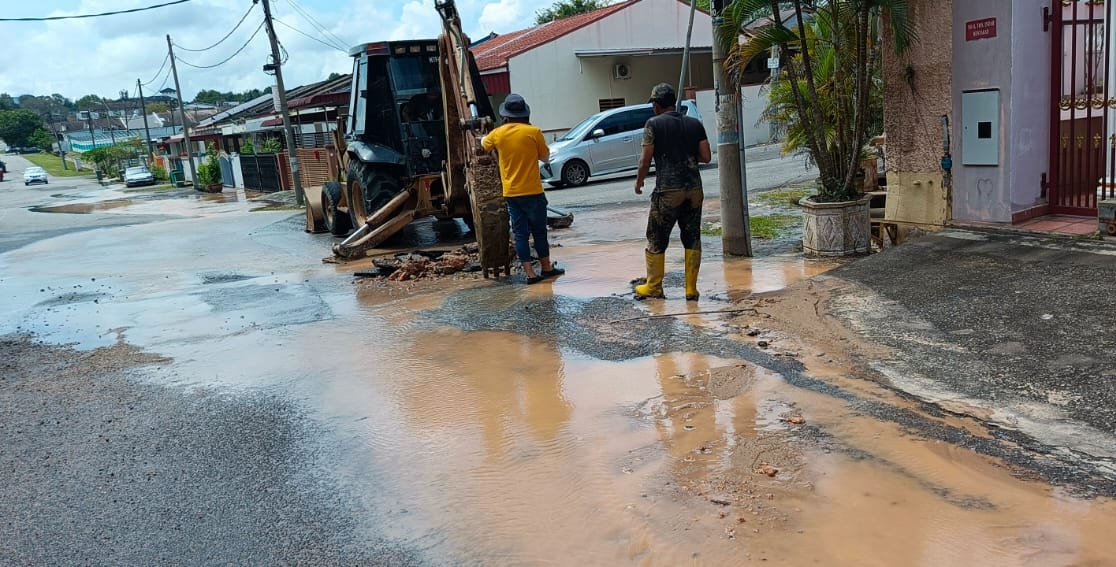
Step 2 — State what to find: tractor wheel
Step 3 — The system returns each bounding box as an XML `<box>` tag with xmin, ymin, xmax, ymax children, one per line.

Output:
<box><xmin>347</xmin><ymin>159</ymin><xmax>403</xmax><ymax>229</ymax></box>
<box><xmin>322</xmin><ymin>181</ymin><xmax>351</xmax><ymax>236</ymax></box>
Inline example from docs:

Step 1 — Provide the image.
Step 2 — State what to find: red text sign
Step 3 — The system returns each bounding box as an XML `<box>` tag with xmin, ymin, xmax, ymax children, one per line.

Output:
<box><xmin>966</xmin><ymin>18</ymin><xmax>997</xmax><ymax>41</ymax></box>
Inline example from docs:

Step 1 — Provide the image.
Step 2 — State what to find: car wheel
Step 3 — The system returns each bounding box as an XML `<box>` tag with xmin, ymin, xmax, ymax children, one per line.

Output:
<box><xmin>561</xmin><ymin>160</ymin><xmax>589</xmax><ymax>187</ymax></box>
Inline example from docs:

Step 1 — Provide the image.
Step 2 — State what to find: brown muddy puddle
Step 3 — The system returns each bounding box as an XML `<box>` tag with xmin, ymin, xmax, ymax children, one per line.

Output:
<box><xmin>31</xmin><ymin>189</ymin><xmax>269</xmax><ymax>216</ymax></box>
<box><xmin>332</xmin><ymin>255</ymin><xmax>1116</xmax><ymax>566</ymax></box>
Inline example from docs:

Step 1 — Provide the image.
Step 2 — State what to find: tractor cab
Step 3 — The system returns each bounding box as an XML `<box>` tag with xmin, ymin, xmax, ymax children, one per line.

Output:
<box><xmin>347</xmin><ymin>41</ymin><xmax>446</xmax><ymax>177</ymax></box>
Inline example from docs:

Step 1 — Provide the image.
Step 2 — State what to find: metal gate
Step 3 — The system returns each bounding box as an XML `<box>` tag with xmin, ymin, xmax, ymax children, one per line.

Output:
<box><xmin>218</xmin><ymin>156</ymin><xmax>235</xmax><ymax>187</ymax></box>
<box><xmin>1049</xmin><ymin>0</ymin><xmax>1114</xmax><ymax>215</ymax></box>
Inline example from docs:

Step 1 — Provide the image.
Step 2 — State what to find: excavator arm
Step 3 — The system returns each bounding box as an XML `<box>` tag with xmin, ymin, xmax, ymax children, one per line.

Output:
<box><xmin>435</xmin><ymin>0</ymin><xmax>512</xmax><ymax>278</ymax></box>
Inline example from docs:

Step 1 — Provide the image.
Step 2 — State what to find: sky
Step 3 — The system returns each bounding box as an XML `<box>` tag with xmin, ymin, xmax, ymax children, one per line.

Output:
<box><xmin>0</xmin><ymin>0</ymin><xmax>563</xmax><ymax>102</ymax></box>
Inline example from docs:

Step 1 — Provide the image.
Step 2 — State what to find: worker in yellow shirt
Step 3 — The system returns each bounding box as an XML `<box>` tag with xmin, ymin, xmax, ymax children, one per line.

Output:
<box><xmin>482</xmin><ymin>94</ymin><xmax>565</xmax><ymax>284</ymax></box>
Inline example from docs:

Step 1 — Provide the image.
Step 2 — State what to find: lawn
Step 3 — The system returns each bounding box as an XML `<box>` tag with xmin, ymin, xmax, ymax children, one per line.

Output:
<box><xmin>754</xmin><ymin>185</ymin><xmax>816</xmax><ymax>208</ymax></box>
<box><xmin>22</xmin><ymin>153</ymin><xmax>93</xmax><ymax>178</ymax></box>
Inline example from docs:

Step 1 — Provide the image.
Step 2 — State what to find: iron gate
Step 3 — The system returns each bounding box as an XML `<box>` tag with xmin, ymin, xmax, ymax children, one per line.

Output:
<box><xmin>1050</xmin><ymin>0</ymin><xmax>1115</xmax><ymax>215</ymax></box>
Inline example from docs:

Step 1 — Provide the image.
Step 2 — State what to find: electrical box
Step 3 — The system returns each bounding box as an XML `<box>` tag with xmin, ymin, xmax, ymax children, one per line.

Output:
<box><xmin>961</xmin><ymin>89</ymin><xmax>1000</xmax><ymax>166</ymax></box>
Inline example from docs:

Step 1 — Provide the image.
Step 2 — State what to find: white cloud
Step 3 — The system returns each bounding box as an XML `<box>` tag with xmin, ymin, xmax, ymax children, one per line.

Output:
<box><xmin>479</xmin><ymin>0</ymin><xmax>524</xmax><ymax>32</ymax></box>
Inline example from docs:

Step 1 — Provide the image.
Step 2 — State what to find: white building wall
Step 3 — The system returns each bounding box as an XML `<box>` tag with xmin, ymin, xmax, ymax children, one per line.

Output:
<box><xmin>1008</xmin><ymin>2</ymin><xmax>1051</xmax><ymax>213</ymax></box>
<box><xmin>507</xmin><ymin>0</ymin><xmax>714</xmax><ymax>133</ymax></box>
<box><xmin>951</xmin><ymin>2</ymin><xmax>1015</xmax><ymax>223</ymax></box>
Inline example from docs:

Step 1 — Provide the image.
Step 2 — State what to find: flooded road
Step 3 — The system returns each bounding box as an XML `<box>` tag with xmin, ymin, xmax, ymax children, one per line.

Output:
<box><xmin>2</xmin><ymin>181</ymin><xmax>1115</xmax><ymax>565</ymax></box>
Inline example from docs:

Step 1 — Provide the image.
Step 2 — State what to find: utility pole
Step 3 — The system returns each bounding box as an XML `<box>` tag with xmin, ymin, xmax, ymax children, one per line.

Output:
<box><xmin>87</xmin><ymin>112</ymin><xmax>97</xmax><ymax>150</ymax></box>
<box><xmin>261</xmin><ymin>0</ymin><xmax>305</xmax><ymax>206</ymax></box>
<box><xmin>137</xmin><ymin>78</ymin><xmax>155</xmax><ymax>162</ymax></box>
<box><xmin>167</xmin><ymin>34</ymin><xmax>198</xmax><ymax>189</ymax></box>
<box><xmin>711</xmin><ymin>0</ymin><xmax>752</xmax><ymax>256</ymax></box>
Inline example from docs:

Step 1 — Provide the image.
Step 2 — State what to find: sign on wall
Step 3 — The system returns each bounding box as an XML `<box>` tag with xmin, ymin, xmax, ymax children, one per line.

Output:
<box><xmin>965</xmin><ymin>18</ymin><xmax>997</xmax><ymax>41</ymax></box>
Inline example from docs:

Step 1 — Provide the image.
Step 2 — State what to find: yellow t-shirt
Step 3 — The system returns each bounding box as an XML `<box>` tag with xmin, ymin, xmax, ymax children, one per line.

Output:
<box><xmin>481</xmin><ymin>122</ymin><xmax>550</xmax><ymax>197</ymax></box>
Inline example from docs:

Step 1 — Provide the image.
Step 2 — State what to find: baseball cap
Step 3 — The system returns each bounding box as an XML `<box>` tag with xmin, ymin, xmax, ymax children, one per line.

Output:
<box><xmin>648</xmin><ymin>83</ymin><xmax>677</xmax><ymax>105</ymax></box>
<box><xmin>499</xmin><ymin>93</ymin><xmax>531</xmax><ymax>118</ymax></box>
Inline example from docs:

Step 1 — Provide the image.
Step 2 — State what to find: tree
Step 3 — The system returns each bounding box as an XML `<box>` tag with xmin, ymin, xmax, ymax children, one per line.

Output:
<box><xmin>725</xmin><ymin>0</ymin><xmax>914</xmax><ymax>201</ymax></box>
<box><xmin>76</xmin><ymin>94</ymin><xmax>104</xmax><ymax>110</ymax></box>
<box><xmin>0</xmin><ymin>93</ymin><xmax>15</xmax><ymax>111</ymax></box>
<box><xmin>28</xmin><ymin>128</ymin><xmax>55</xmax><ymax>151</ymax></box>
<box><xmin>327</xmin><ymin>72</ymin><xmax>345</xmax><ymax>81</ymax></box>
<box><xmin>146</xmin><ymin>102</ymin><xmax>170</xmax><ymax>113</ymax></box>
<box><xmin>535</xmin><ymin>0</ymin><xmax>607</xmax><ymax>24</ymax></box>
<box><xmin>0</xmin><ymin>109</ymin><xmax>45</xmax><ymax>147</ymax></box>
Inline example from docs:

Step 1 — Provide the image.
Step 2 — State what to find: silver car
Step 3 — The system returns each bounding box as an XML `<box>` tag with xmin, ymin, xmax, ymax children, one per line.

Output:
<box><xmin>124</xmin><ymin>166</ymin><xmax>156</xmax><ymax>187</ymax></box>
<box><xmin>24</xmin><ymin>166</ymin><xmax>48</xmax><ymax>186</ymax></box>
<box><xmin>541</xmin><ymin>100</ymin><xmax>703</xmax><ymax>188</ymax></box>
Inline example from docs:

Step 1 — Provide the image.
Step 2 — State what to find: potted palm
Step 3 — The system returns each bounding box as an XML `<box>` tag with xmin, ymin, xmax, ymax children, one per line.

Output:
<box><xmin>724</xmin><ymin>0</ymin><xmax>914</xmax><ymax>255</ymax></box>
<box><xmin>196</xmin><ymin>142</ymin><xmax>224</xmax><ymax>193</ymax></box>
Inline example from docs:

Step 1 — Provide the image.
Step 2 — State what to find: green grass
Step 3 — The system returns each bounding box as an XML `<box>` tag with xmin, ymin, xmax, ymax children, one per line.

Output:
<box><xmin>701</xmin><ymin>224</ymin><xmax>723</xmax><ymax>236</ymax></box>
<box><xmin>754</xmin><ymin>185</ymin><xmax>816</xmax><ymax>208</ymax></box>
<box><xmin>22</xmin><ymin>153</ymin><xmax>93</xmax><ymax>178</ymax></box>
<box><xmin>750</xmin><ymin>214</ymin><xmax>800</xmax><ymax>239</ymax></box>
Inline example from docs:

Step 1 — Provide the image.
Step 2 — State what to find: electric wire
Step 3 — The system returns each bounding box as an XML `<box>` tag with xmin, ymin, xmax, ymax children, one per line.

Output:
<box><xmin>0</xmin><ymin>0</ymin><xmax>191</xmax><ymax>22</ymax></box>
<box><xmin>275</xmin><ymin>19</ymin><xmax>346</xmax><ymax>53</ymax></box>
<box><xmin>141</xmin><ymin>53</ymin><xmax>171</xmax><ymax>87</ymax></box>
<box><xmin>175</xmin><ymin>20</ymin><xmax>265</xmax><ymax>70</ymax></box>
<box><xmin>283</xmin><ymin>0</ymin><xmax>349</xmax><ymax>51</ymax></box>
<box><xmin>173</xmin><ymin>1</ymin><xmax>257</xmax><ymax>52</ymax></box>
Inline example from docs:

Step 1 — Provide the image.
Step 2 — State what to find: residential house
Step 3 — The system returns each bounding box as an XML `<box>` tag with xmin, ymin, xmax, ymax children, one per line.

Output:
<box><xmin>472</xmin><ymin>0</ymin><xmax>720</xmax><ymax>140</ymax></box>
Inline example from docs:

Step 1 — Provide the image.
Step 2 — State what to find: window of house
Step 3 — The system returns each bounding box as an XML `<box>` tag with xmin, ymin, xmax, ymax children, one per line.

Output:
<box><xmin>598</xmin><ymin>98</ymin><xmax>625</xmax><ymax>111</ymax></box>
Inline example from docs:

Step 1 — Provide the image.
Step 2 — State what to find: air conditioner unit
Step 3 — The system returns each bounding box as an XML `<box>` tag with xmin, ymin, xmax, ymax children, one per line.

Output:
<box><xmin>614</xmin><ymin>63</ymin><xmax>631</xmax><ymax>80</ymax></box>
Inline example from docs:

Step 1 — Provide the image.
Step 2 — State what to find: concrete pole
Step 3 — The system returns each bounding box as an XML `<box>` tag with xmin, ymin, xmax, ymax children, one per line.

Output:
<box><xmin>261</xmin><ymin>0</ymin><xmax>305</xmax><ymax>206</ymax></box>
<box><xmin>167</xmin><ymin>35</ymin><xmax>198</xmax><ymax>188</ymax></box>
<box><xmin>712</xmin><ymin>0</ymin><xmax>752</xmax><ymax>256</ymax></box>
<box><xmin>137</xmin><ymin>79</ymin><xmax>155</xmax><ymax>162</ymax></box>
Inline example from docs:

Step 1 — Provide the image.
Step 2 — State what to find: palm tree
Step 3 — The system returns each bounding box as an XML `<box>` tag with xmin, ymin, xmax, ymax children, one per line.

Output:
<box><xmin>723</xmin><ymin>0</ymin><xmax>915</xmax><ymax>201</ymax></box>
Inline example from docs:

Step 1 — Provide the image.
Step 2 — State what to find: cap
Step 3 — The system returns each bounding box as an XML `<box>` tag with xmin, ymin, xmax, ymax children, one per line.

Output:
<box><xmin>648</xmin><ymin>83</ymin><xmax>677</xmax><ymax>105</ymax></box>
<box><xmin>499</xmin><ymin>93</ymin><xmax>531</xmax><ymax>118</ymax></box>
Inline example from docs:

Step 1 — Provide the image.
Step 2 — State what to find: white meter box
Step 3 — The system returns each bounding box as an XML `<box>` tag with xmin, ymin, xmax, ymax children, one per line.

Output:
<box><xmin>961</xmin><ymin>89</ymin><xmax>1000</xmax><ymax>166</ymax></box>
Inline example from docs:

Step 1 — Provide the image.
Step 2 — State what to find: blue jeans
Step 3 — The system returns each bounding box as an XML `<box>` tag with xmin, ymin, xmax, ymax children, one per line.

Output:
<box><xmin>506</xmin><ymin>193</ymin><xmax>550</xmax><ymax>263</ymax></box>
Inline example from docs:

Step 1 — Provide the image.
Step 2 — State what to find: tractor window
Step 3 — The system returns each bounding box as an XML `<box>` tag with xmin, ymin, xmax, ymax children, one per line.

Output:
<box><xmin>389</xmin><ymin>53</ymin><xmax>441</xmax><ymax>99</ymax></box>
<box><xmin>350</xmin><ymin>58</ymin><xmax>368</xmax><ymax>135</ymax></box>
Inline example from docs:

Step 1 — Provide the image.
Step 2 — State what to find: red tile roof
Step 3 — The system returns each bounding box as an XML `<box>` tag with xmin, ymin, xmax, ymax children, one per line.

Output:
<box><xmin>472</xmin><ymin>0</ymin><xmax>638</xmax><ymax>71</ymax></box>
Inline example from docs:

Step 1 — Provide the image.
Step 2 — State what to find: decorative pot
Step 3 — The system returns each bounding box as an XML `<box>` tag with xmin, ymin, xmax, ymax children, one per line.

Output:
<box><xmin>799</xmin><ymin>194</ymin><xmax>871</xmax><ymax>256</ymax></box>
<box><xmin>203</xmin><ymin>183</ymin><xmax>224</xmax><ymax>193</ymax></box>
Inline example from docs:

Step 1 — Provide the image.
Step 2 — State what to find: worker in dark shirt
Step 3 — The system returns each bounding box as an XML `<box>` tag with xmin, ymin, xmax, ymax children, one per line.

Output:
<box><xmin>633</xmin><ymin>83</ymin><xmax>711</xmax><ymax>300</ymax></box>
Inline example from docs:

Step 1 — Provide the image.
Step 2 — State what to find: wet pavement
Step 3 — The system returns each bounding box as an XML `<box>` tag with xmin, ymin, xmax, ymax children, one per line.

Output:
<box><xmin>2</xmin><ymin>157</ymin><xmax>1116</xmax><ymax>565</ymax></box>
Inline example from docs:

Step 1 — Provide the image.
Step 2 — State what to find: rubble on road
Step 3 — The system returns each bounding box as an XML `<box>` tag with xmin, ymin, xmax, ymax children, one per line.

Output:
<box><xmin>354</xmin><ymin>243</ymin><xmax>490</xmax><ymax>281</ymax></box>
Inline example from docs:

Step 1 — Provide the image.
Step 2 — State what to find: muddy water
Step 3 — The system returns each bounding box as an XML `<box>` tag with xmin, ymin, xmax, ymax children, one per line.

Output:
<box><xmin>323</xmin><ymin>250</ymin><xmax>1116</xmax><ymax>565</ymax></box>
<box><xmin>5</xmin><ymin>195</ymin><xmax>1116</xmax><ymax>565</ymax></box>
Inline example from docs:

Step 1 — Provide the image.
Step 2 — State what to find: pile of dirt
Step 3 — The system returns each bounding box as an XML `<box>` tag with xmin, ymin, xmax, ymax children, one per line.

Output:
<box><xmin>355</xmin><ymin>243</ymin><xmax>499</xmax><ymax>282</ymax></box>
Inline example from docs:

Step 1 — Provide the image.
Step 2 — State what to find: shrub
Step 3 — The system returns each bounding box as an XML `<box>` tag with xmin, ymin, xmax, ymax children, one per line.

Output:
<box><xmin>240</xmin><ymin>139</ymin><xmax>255</xmax><ymax>154</ymax></box>
<box><xmin>198</xmin><ymin>143</ymin><xmax>222</xmax><ymax>186</ymax></box>
<box><xmin>260</xmin><ymin>137</ymin><xmax>282</xmax><ymax>153</ymax></box>
<box><xmin>151</xmin><ymin>165</ymin><xmax>168</xmax><ymax>181</ymax></box>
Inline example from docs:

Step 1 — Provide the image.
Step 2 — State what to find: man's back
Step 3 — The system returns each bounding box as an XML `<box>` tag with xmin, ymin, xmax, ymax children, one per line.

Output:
<box><xmin>482</xmin><ymin>122</ymin><xmax>549</xmax><ymax>197</ymax></box>
<box><xmin>643</xmin><ymin>111</ymin><xmax>707</xmax><ymax>191</ymax></box>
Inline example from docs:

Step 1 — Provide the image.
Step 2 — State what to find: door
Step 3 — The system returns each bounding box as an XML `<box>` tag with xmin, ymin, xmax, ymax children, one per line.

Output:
<box><xmin>1049</xmin><ymin>0</ymin><xmax>1114</xmax><ymax>215</ymax></box>
<box><xmin>588</xmin><ymin>110</ymin><xmax>641</xmax><ymax>173</ymax></box>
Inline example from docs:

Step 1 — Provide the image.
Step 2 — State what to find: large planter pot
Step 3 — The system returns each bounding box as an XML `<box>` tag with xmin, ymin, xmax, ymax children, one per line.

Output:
<box><xmin>201</xmin><ymin>183</ymin><xmax>224</xmax><ymax>193</ymax></box>
<box><xmin>799</xmin><ymin>194</ymin><xmax>871</xmax><ymax>256</ymax></box>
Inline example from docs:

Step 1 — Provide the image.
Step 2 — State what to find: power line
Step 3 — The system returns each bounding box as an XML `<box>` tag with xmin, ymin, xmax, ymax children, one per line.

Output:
<box><xmin>275</xmin><ymin>18</ymin><xmax>346</xmax><ymax>53</ymax></box>
<box><xmin>141</xmin><ymin>53</ymin><xmax>171</xmax><ymax>87</ymax></box>
<box><xmin>174</xmin><ymin>1</ymin><xmax>258</xmax><ymax>52</ymax></box>
<box><xmin>175</xmin><ymin>20</ymin><xmax>265</xmax><ymax>70</ymax></box>
<box><xmin>283</xmin><ymin>0</ymin><xmax>349</xmax><ymax>51</ymax></box>
<box><xmin>0</xmin><ymin>0</ymin><xmax>191</xmax><ymax>22</ymax></box>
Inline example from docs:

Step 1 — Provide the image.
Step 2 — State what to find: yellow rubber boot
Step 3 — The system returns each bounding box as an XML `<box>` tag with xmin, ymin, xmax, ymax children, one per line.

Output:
<box><xmin>684</xmin><ymin>248</ymin><xmax>701</xmax><ymax>301</ymax></box>
<box><xmin>634</xmin><ymin>251</ymin><xmax>665</xmax><ymax>299</ymax></box>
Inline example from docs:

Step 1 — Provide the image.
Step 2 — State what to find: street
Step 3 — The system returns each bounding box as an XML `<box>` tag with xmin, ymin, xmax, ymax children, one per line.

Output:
<box><xmin>2</xmin><ymin>152</ymin><xmax>1116</xmax><ymax>565</ymax></box>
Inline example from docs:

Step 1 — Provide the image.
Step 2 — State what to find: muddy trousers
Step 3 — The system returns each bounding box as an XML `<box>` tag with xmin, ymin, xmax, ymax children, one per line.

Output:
<box><xmin>506</xmin><ymin>193</ymin><xmax>550</xmax><ymax>263</ymax></box>
<box><xmin>645</xmin><ymin>188</ymin><xmax>703</xmax><ymax>254</ymax></box>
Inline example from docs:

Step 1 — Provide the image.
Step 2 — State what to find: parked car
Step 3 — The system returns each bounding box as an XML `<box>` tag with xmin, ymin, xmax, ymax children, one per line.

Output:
<box><xmin>123</xmin><ymin>166</ymin><xmax>156</xmax><ymax>187</ymax></box>
<box><xmin>24</xmin><ymin>166</ymin><xmax>48</xmax><ymax>186</ymax></box>
<box><xmin>540</xmin><ymin>100</ymin><xmax>703</xmax><ymax>188</ymax></box>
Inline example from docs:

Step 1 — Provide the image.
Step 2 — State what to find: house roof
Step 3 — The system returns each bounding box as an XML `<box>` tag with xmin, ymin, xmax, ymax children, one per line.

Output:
<box><xmin>473</xmin><ymin>0</ymin><xmax>636</xmax><ymax>71</ymax></box>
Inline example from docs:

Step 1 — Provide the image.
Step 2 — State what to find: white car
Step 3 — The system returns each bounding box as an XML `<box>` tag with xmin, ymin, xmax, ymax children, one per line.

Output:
<box><xmin>540</xmin><ymin>100</ymin><xmax>703</xmax><ymax>188</ymax></box>
<box><xmin>24</xmin><ymin>166</ymin><xmax>48</xmax><ymax>186</ymax></box>
<box><xmin>124</xmin><ymin>166</ymin><xmax>156</xmax><ymax>187</ymax></box>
